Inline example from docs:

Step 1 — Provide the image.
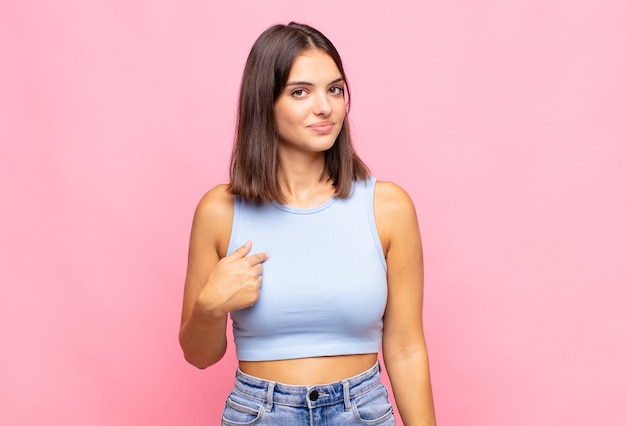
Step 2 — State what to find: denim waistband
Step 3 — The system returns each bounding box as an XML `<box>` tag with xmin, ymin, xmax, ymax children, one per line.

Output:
<box><xmin>232</xmin><ymin>361</ymin><xmax>381</xmax><ymax>410</ymax></box>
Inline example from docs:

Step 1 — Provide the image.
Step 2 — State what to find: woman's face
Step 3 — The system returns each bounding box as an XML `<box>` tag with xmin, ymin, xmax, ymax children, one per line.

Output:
<box><xmin>274</xmin><ymin>49</ymin><xmax>346</xmax><ymax>156</ymax></box>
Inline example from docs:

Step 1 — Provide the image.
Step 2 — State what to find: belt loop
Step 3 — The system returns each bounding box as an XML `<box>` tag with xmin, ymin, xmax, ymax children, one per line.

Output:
<box><xmin>342</xmin><ymin>380</ymin><xmax>351</xmax><ymax>411</ymax></box>
<box><xmin>265</xmin><ymin>382</ymin><xmax>275</xmax><ymax>412</ymax></box>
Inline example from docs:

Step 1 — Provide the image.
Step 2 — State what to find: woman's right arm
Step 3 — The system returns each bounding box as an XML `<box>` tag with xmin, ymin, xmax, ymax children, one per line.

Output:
<box><xmin>178</xmin><ymin>185</ymin><xmax>268</xmax><ymax>369</ymax></box>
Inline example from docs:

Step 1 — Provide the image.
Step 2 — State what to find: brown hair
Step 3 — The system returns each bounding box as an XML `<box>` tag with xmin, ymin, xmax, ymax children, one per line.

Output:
<box><xmin>228</xmin><ymin>22</ymin><xmax>369</xmax><ymax>203</ymax></box>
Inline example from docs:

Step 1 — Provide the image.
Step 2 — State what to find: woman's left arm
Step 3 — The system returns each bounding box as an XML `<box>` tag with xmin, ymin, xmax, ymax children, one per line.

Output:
<box><xmin>374</xmin><ymin>181</ymin><xmax>436</xmax><ymax>426</ymax></box>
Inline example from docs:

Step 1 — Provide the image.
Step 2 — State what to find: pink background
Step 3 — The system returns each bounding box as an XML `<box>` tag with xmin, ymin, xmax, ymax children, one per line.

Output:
<box><xmin>1</xmin><ymin>1</ymin><xmax>625</xmax><ymax>425</ymax></box>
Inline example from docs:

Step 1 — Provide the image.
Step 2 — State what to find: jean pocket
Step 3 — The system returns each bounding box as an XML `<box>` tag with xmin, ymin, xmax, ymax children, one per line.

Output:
<box><xmin>221</xmin><ymin>392</ymin><xmax>265</xmax><ymax>426</ymax></box>
<box><xmin>350</xmin><ymin>384</ymin><xmax>395</xmax><ymax>425</ymax></box>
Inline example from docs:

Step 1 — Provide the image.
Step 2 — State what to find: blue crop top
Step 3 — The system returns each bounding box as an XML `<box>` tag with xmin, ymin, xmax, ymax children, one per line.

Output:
<box><xmin>227</xmin><ymin>177</ymin><xmax>388</xmax><ymax>361</ymax></box>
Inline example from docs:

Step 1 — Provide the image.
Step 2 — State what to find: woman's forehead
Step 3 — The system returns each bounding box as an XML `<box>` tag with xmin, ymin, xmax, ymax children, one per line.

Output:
<box><xmin>286</xmin><ymin>50</ymin><xmax>342</xmax><ymax>84</ymax></box>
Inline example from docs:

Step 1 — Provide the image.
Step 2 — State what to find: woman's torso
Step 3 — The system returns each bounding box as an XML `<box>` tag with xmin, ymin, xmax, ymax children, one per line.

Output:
<box><xmin>214</xmin><ymin>180</ymin><xmax>390</xmax><ymax>385</ymax></box>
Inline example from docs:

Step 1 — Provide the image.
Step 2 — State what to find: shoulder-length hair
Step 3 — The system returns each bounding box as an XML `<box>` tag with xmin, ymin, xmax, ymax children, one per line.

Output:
<box><xmin>228</xmin><ymin>22</ymin><xmax>369</xmax><ymax>203</ymax></box>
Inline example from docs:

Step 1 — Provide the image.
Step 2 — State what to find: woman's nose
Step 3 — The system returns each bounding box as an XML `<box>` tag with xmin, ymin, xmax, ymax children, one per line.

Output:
<box><xmin>313</xmin><ymin>93</ymin><xmax>332</xmax><ymax>116</ymax></box>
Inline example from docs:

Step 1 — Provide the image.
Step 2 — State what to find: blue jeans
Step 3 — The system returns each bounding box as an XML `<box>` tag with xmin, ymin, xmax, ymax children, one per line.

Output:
<box><xmin>221</xmin><ymin>362</ymin><xmax>395</xmax><ymax>425</ymax></box>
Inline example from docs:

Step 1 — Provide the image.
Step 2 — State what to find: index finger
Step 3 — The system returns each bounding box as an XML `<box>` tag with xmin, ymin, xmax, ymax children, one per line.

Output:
<box><xmin>246</xmin><ymin>251</ymin><xmax>270</xmax><ymax>265</ymax></box>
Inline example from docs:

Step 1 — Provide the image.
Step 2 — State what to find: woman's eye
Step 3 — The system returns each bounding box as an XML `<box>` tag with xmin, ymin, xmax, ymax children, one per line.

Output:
<box><xmin>329</xmin><ymin>86</ymin><xmax>344</xmax><ymax>96</ymax></box>
<box><xmin>291</xmin><ymin>89</ymin><xmax>306</xmax><ymax>98</ymax></box>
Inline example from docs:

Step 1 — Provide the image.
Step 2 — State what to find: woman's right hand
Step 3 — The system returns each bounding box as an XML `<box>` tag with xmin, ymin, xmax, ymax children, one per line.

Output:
<box><xmin>194</xmin><ymin>240</ymin><xmax>269</xmax><ymax>317</ymax></box>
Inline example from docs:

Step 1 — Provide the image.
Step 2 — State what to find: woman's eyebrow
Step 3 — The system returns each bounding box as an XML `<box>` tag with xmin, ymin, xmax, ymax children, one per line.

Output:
<box><xmin>327</xmin><ymin>77</ymin><xmax>344</xmax><ymax>86</ymax></box>
<box><xmin>285</xmin><ymin>77</ymin><xmax>344</xmax><ymax>87</ymax></box>
<box><xmin>285</xmin><ymin>81</ymin><xmax>313</xmax><ymax>87</ymax></box>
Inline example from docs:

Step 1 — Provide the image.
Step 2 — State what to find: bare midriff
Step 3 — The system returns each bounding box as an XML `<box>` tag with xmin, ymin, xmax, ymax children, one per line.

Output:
<box><xmin>238</xmin><ymin>353</ymin><xmax>379</xmax><ymax>385</ymax></box>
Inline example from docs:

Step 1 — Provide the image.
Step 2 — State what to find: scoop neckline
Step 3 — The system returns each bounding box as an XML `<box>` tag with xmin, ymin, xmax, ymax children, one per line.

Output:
<box><xmin>270</xmin><ymin>196</ymin><xmax>338</xmax><ymax>215</ymax></box>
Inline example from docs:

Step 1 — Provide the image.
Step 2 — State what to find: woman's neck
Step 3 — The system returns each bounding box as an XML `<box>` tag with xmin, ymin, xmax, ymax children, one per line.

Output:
<box><xmin>277</xmin><ymin>152</ymin><xmax>334</xmax><ymax>208</ymax></box>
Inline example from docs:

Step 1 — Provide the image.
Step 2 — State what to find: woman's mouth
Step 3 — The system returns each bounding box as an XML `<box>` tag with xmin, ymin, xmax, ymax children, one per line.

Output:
<box><xmin>309</xmin><ymin>122</ymin><xmax>334</xmax><ymax>134</ymax></box>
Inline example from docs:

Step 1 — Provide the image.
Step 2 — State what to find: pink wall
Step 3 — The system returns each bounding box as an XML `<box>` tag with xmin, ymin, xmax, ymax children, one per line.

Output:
<box><xmin>1</xmin><ymin>1</ymin><xmax>625</xmax><ymax>425</ymax></box>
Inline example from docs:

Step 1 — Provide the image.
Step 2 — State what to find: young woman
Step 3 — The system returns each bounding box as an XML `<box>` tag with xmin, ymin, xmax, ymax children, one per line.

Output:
<box><xmin>179</xmin><ymin>22</ymin><xmax>436</xmax><ymax>425</ymax></box>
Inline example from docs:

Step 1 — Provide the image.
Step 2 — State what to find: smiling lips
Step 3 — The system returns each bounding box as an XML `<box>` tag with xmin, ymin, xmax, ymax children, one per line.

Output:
<box><xmin>309</xmin><ymin>121</ymin><xmax>334</xmax><ymax>134</ymax></box>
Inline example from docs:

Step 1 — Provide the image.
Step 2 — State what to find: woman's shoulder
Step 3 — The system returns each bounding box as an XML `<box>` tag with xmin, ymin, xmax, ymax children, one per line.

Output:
<box><xmin>374</xmin><ymin>180</ymin><xmax>416</xmax><ymax>231</ymax></box>
<box><xmin>373</xmin><ymin>179</ymin><xmax>415</xmax><ymax>211</ymax></box>
<box><xmin>191</xmin><ymin>184</ymin><xmax>234</xmax><ymax>257</ymax></box>
<box><xmin>195</xmin><ymin>184</ymin><xmax>234</xmax><ymax>216</ymax></box>
<box><xmin>373</xmin><ymin>180</ymin><xmax>418</xmax><ymax>247</ymax></box>
<box><xmin>192</xmin><ymin>184</ymin><xmax>234</xmax><ymax>230</ymax></box>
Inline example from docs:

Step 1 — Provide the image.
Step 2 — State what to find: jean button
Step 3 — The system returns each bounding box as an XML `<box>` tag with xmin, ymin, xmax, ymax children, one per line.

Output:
<box><xmin>309</xmin><ymin>390</ymin><xmax>319</xmax><ymax>401</ymax></box>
